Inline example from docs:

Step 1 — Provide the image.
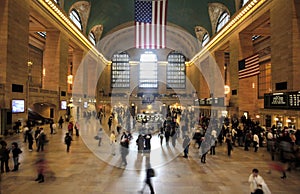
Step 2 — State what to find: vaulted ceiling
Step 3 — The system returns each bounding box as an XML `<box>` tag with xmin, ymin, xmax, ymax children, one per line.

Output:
<box><xmin>61</xmin><ymin>0</ymin><xmax>241</xmax><ymax>59</ymax></box>
<box><xmin>63</xmin><ymin>0</ymin><xmax>237</xmax><ymax>39</ymax></box>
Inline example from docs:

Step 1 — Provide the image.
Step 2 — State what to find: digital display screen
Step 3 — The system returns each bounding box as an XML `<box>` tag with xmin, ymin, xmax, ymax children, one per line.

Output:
<box><xmin>289</xmin><ymin>93</ymin><xmax>300</xmax><ymax>107</ymax></box>
<box><xmin>12</xmin><ymin>99</ymin><xmax>25</xmax><ymax>113</ymax></box>
<box><xmin>84</xmin><ymin>102</ymin><xmax>88</xmax><ymax>108</ymax></box>
<box><xmin>61</xmin><ymin>100</ymin><xmax>67</xmax><ymax>110</ymax></box>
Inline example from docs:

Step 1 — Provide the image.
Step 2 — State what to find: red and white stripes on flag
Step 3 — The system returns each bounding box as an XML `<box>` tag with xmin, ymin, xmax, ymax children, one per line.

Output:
<box><xmin>238</xmin><ymin>54</ymin><xmax>260</xmax><ymax>79</ymax></box>
<box><xmin>134</xmin><ymin>0</ymin><xmax>168</xmax><ymax>49</ymax></box>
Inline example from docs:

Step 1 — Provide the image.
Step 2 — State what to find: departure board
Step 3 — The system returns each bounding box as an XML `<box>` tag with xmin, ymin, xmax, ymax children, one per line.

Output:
<box><xmin>265</xmin><ymin>92</ymin><xmax>300</xmax><ymax>109</ymax></box>
<box><xmin>289</xmin><ymin>93</ymin><xmax>300</xmax><ymax>108</ymax></box>
<box><xmin>111</xmin><ymin>52</ymin><xmax>130</xmax><ymax>88</ymax></box>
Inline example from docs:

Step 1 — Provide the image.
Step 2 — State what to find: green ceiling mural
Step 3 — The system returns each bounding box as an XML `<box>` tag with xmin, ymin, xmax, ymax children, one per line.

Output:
<box><xmin>64</xmin><ymin>0</ymin><xmax>237</xmax><ymax>38</ymax></box>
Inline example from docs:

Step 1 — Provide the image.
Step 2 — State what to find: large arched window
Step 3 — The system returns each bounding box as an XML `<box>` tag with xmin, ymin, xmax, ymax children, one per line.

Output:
<box><xmin>167</xmin><ymin>52</ymin><xmax>186</xmax><ymax>89</ymax></box>
<box><xmin>139</xmin><ymin>52</ymin><xmax>158</xmax><ymax>88</ymax></box>
<box><xmin>242</xmin><ymin>0</ymin><xmax>250</xmax><ymax>7</ymax></box>
<box><xmin>216</xmin><ymin>12</ymin><xmax>230</xmax><ymax>32</ymax></box>
<box><xmin>111</xmin><ymin>52</ymin><xmax>130</xmax><ymax>88</ymax></box>
<box><xmin>201</xmin><ymin>33</ymin><xmax>210</xmax><ymax>47</ymax></box>
<box><xmin>88</xmin><ymin>32</ymin><xmax>96</xmax><ymax>46</ymax></box>
<box><xmin>69</xmin><ymin>9</ymin><xmax>82</xmax><ymax>31</ymax></box>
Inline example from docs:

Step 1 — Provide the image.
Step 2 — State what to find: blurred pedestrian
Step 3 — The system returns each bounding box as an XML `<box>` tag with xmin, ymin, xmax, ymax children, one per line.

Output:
<box><xmin>34</xmin><ymin>127</ymin><xmax>41</xmax><ymax>145</ymax></box>
<box><xmin>11</xmin><ymin>142</ymin><xmax>22</xmax><ymax>171</ymax></box>
<box><xmin>108</xmin><ymin>115</ymin><xmax>113</xmax><ymax>131</ymax></box>
<box><xmin>67</xmin><ymin>121</ymin><xmax>73</xmax><ymax>136</ymax></box>
<box><xmin>49</xmin><ymin>120</ymin><xmax>54</xmax><ymax>134</ymax></box>
<box><xmin>210</xmin><ymin>128</ymin><xmax>217</xmax><ymax>155</ymax></box>
<box><xmin>253</xmin><ymin>133</ymin><xmax>259</xmax><ymax>152</ymax></box>
<box><xmin>110</xmin><ymin>131</ymin><xmax>116</xmax><ymax>155</ymax></box>
<box><xmin>200</xmin><ymin>140</ymin><xmax>209</xmax><ymax>163</ymax></box>
<box><xmin>139</xmin><ymin>157</ymin><xmax>155</xmax><ymax>194</ymax></box>
<box><xmin>120</xmin><ymin>133</ymin><xmax>129</xmax><ymax>166</ymax></box>
<box><xmin>158</xmin><ymin>127</ymin><xmax>164</xmax><ymax>146</ymax></box>
<box><xmin>96</xmin><ymin>128</ymin><xmax>103</xmax><ymax>146</ymax></box>
<box><xmin>23</xmin><ymin>125</ymin><xmax>29</xmax><ymax>142</ymax></box>
<box><xmin>226</xmin><ymin>133</ymin><xmax>233</xmax><ymax>157</ymax></box>
<box><xmin>75</xmin><ymin>121</ymin><xmax>80</xmax><ymax>136</ymax></box>
<box><xmin>248</xmin><ymin>168</ymin><xmax>271</xmax><ymax>194</ymax></box>
<box><xmin>64</xmin><ymin>133</ymin><xmax>72</xmax><ymax>152</ymax></box>
<box><xmin>268</xmin><ymin>162</ymin><xmax>288</xmax><ymax>179</ymax></box>
<box><xmin>0</xmin><ymin>143</ymin><xmax>10</xmax><ymax>173</ymax></box>
<box><xmin>35</xmin><ymin>157</ymin><xmax>46</xmax><ymax>183</ymax></box>
<box><xmin>27</xmin><ymin>128</ymin><xmax>34</xmax><ymax>151</ymax></box>
<box><xmin>182</xmin><ymin>135</ymin><xmax>190</xmax><ymax>158</ymax></box>
<box><xmin>36</xmin><ymin>128</ymin><xmax>47</xmax><ymax>152</ymax></box>
<box><xmin>58</xmin><ymin>116</ymin><xmax>64</xmax><ymax>129</ymax></box>
<box><xmin>136</xmin><ymin>134</ymin><xmax>144</xmax><ymax>153</ymax></box>
<box><xmin>144</xmin><ymin>133</ymin><xmax>152</xmax><ymax>152</ymax></box>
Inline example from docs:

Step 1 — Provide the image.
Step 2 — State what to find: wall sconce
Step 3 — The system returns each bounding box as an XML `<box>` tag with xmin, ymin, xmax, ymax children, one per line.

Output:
<box><xmin>70</xmin><ymin>97</ymin><xmax>73</xmax><ymax>103</ymax></box>
<box><xmin>93</xmin><ymin>99</ymin><xmax>96</xmax><ymax>103</ymax></box>
<box><xmin>274</xmin><ymin>117</ymin><xmax>279</xmax><ymax>121</ymax></box>
<box><xmin>27</xmin><ymin>61</ymin><xmax>33</xmax><ymax>79</ymax></box>
<box><xmin>27</xmin><ymin>61</ymin><xmax>33</xmax><ymax>67</ymax></box>
<box><xmin>43</xmin><ymin>68</ymin><xmax>46</xmax><ymax>76</ymax></box>
<box><xmin>78</xmin><ymin>98</ymin><xmax>82</xmax><ymax>102</ymax></box>
<box><xmin>252</xmin><ymin>82</ymin><xmax>255</xmax><ymax>89</ymax></box>
<box><xmin>224</xmin><ymin>85</ymin><xmax>230</xmax><ymax>94</ymax></box>
<box><xmin>287</xmin><ymin>119</ymin><xmax>291</xmax><ymax>123</ymax></box>
<box><xmin>67</xmin><ymin>75</ymin><xmax>73</xmax><ymax>84</ymax></box>
<box><xmin>255</xmin><ymin>115</ymin><xmax>260</xmax><ymax>119</ymax></box>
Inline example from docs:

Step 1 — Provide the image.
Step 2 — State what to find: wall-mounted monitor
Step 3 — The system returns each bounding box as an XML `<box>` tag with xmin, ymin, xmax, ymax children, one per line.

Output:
<box><xmin>83</xmin><ymin>101</ymin><xmax>88</xmax><ymax>108</ymax></box>
<box><xmin>61</xmin><ymin>100</ymin><xmax>67</xmax><ymax>110</ymax></box>
<box><xmin>12</xmin><ymin>99</ymin><xmax>25</xmax><ymax>113</ymax></box>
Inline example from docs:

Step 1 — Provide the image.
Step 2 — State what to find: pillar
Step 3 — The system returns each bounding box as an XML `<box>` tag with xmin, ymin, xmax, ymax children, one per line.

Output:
<box><xmin>43</xmin><ymin>30</ymin><xmax>69</xmax><ymax>92</ymax></box>
<box><xmin>0</xmin><ymin>0</ymin><xmax>30</xmax><ymax>125</ymax></box>
<box><xmin>270</xmin><ymin>0</ymin><xmax>300</xmax><ymax>91</ymax></box>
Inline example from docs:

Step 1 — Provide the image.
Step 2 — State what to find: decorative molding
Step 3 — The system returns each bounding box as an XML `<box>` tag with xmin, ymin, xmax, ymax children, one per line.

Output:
<box><xmin>90</xmin><ymin>25</ymin><xmax>103</xmax><ymax>44</ymax></box>
<box><xmin>194</xmin><ymin>26</ymin><xmax>209</xmax><ymax>44</ymax></box>
<box><xmin>208</xmin><ymin>3</ymin><xmax>230</xmax><ymax>35</ymax></box>
<box><xmin>71</xmin><ymin>1</ymin><xmax>91</xmax><ymax>34</ymax></box>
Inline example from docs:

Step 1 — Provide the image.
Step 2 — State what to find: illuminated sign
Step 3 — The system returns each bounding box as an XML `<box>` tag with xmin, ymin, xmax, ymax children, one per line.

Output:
<box><xmin>271</xmin><ymin>95</ymin><xmax>286</xmax><ymax>105</ymax></box>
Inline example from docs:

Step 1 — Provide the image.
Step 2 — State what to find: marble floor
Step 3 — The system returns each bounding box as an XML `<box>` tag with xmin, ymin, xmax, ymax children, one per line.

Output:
<box><xmin>1</xmin><ymin>118</ymin><xmax>300</xmax><ymax>194</ymax></box>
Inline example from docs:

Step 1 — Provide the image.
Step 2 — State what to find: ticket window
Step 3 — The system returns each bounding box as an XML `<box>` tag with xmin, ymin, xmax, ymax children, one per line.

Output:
<box><xmin>287</xmin><ymin>117</ymin><xmax>296</xmax><ymax>129</ymax></box>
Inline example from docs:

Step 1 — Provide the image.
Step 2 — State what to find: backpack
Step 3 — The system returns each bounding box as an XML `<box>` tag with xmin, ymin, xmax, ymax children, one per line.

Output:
<box><xmin>148</xmin><ymin>168</ymin><xmax>155</xmax><ymax>177</ymax></box>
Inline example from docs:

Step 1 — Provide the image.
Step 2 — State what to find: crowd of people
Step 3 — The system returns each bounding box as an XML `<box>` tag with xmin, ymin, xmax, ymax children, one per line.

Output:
<box><xmin>2</xmin><ymin>105</ymin><xmax>300</xmax><ymax>193</ymax></box>
<box><xmin>104</xmin><ymin>104</ymin><xmax>300</xmax><ymax>190</ymax></box>
<box><xmin>0</xmin><ymin>116</ymin><xmax>81</xmax><ymax>183</ymax></box>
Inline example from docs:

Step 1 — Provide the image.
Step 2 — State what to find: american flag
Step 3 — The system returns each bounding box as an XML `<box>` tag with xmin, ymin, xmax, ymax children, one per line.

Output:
<box><xmin>134</xmin><ymin>0</ymin><xmax>168</xmax><ymax>49</ymax></box>
<box><xmin>238</xmin><ymin>54</ymin><xmax>260</xmax><ymax>79</ymax></box>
